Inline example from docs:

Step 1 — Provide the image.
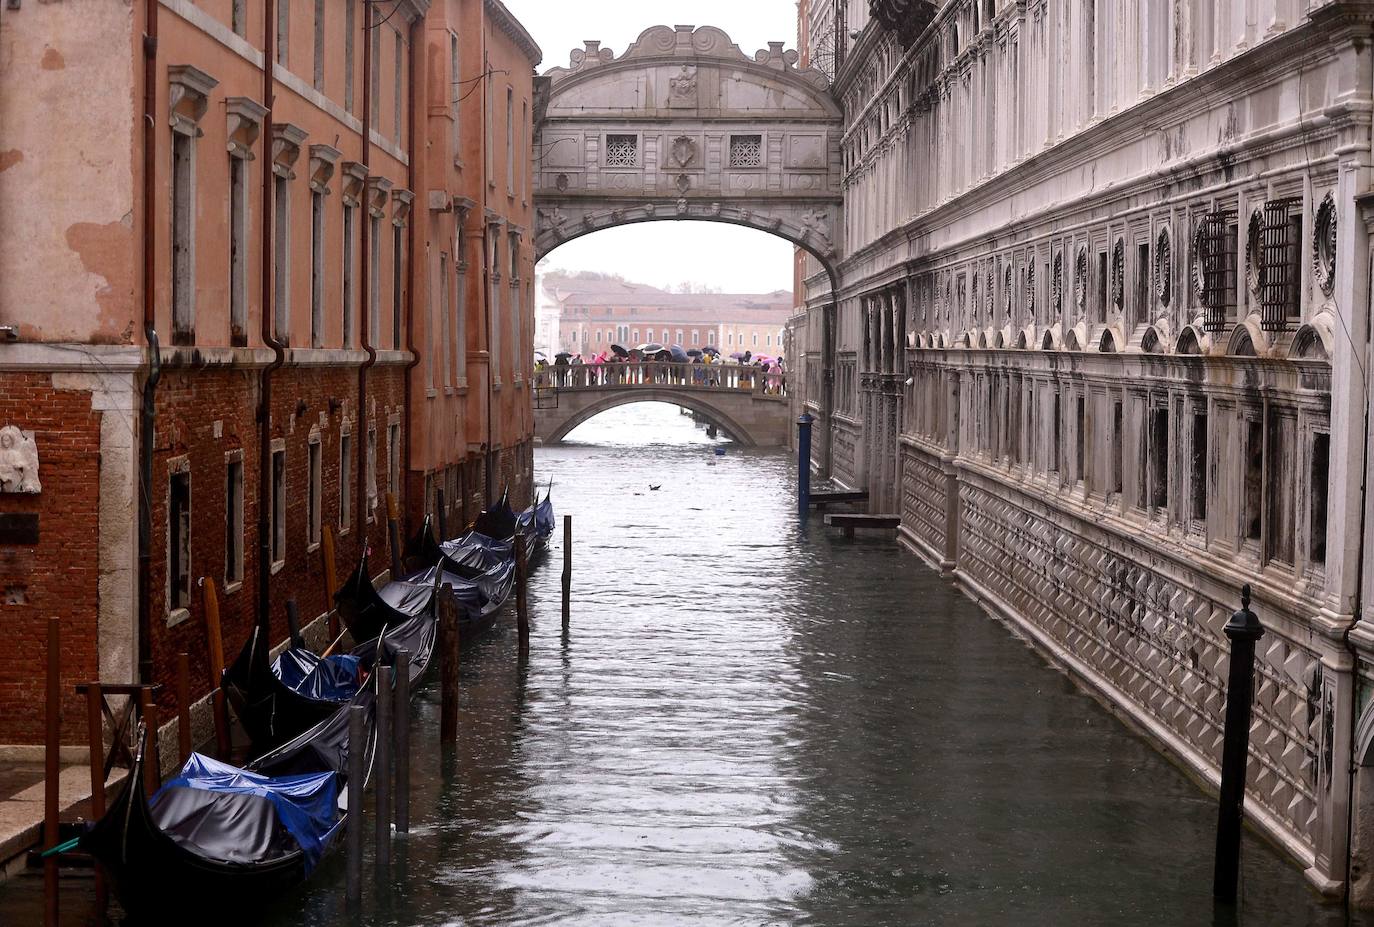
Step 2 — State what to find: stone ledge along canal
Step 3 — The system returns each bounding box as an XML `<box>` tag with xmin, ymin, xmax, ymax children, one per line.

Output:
<box><xmin>3</xmin><ymin>402</ymin><xmax>1359</xmax><ymax>925</ymax></box>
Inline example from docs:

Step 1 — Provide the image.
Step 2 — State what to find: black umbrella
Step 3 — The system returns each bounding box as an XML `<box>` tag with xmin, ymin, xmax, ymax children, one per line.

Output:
<box><xmin>610</xmin><ymin>344</ymin><xmax>630</xmax><ymax>358</ymax></box>
<box><xmin>555</xmin><ymin>351</ymin><xmax>572</xmax><ymax>360</ymax></box>
<box><xmin>641</xmin><ymin>342</ymin><xmax>665</xmax><ymax>354</ymax></box>
<box><xmin>729</xmin><ymin>351</ymin><xmax>746</xmax><ymax>361</ymax></box>
<box><xmin>686</xmin><ymin>349</ymin><xmax>703</xmax><ymax>357</ymax></box>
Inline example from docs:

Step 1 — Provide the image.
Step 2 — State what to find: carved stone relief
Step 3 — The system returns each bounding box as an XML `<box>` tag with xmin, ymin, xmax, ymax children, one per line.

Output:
<box><xmin>0</xmin><ymin>426</ymin><xmax>41</xmax><ymax>493</ymax></box>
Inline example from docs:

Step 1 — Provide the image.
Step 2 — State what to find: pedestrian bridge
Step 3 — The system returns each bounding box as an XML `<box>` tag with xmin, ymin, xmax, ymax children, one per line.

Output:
<box><xmin>532</xmin><ymin>363</ymin><xmax>791</xmax><ymax>446</ymax></box>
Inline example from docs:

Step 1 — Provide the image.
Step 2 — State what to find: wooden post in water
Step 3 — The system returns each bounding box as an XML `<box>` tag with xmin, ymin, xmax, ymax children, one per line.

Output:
<box><xmin>137</xmin><ymin>686</ymin><xmax>160</xmax><ymax>797</ymax></box>
<box><xmin>176</xmin><ymin>652</ymin><xmax>192</xmax><ymax>763</ymax></box>
<box><xmin>375</xmin><ymin>663</ymin><xmax>393</xmax><ymax>871</ymax></box>
<box><xmin>43</xmin><ymin>617</ymin><xmax>59</xmax><ymax>927</ymax></box>
<box><xmin>346</xmin><ymin>703</ymin><xmax>364</xmax><ymax>906</ymax></box>
<box><xmin>202</xmin><ymin>578</ymin><xmax>231</xmax><ymax>757</ymax></box>
<box><xmin>285</xmin><ymin>598</ymin><xmax>304</xmax><ymax>649</ymax></box>
<box><xmin>439</xmin><ymin>584</ymin><xmax>460</xmax><ymax>745</ymax></box>
<box><xmin>386</xmin><ymin>491</ymin><xmax>404</xmax><ymax>579</ymax></box>
<box><xmin>84</xmin><ymin>682</ymin><xmax>107</xmax><ymax>915</ymax></box>
<box><xmin>515</xmin><ymin>531</ymin><xmax>530</xmax><ymax>655</ymax></box>
<box><xmin>436</xmin><ymin>486</ymin><xmax>448</xmax><ymax>541</ymax></box>
<box><xmin>561</xmin><ymin>515</ymin><xmax>572</xmax><ymax>628</ymax></box>
<box><xmin>394</xmin><ymin>648</ymin><xmax>410</xmax><ymax>835</ymax></box>
<box><xmin>322</xmin><ymin>524</ymin><xmax>340</xmax><ymax>640</ymax></box>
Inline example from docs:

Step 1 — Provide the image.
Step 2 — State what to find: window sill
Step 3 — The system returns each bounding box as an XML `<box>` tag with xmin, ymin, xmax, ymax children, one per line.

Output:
<box><xmin>166</xmin><ymin>607</ymin><xmax>191</xmax><ymax>629</ymax></box>
<box><xmin>224</xmin><ymin>580</ymin><xmax>243</xmax><ymax>596</ymax></box>
<box><xmin>426</xmin><ymin>388</ymin><xmax>438</xmax><ymax>399</ymax></box>
<box><xmin>492</xmin><ymin>380</ymin><xmax>502</xmax><ymax>391</ymax></box>
<box><xmin>271</xmin><ymin>559</ymin><xmax>285</xmax><ymax>576</ymax></box>
<box><xmin>445</xmin><ymin>386</ymin><xmax>457</xmax><ymax>396</ymax></box>
<box><xmin>339</xmin><ymin>525</ymin><xmax>351</xmax><ymax>538</ymax></box>
<box><xmin>307</xmin><ymin>540</ymin><xmax>321</xmax><ymax>554</ymax></box>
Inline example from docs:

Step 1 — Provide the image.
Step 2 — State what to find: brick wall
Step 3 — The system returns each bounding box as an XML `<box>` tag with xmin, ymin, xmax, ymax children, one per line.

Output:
<box><xmin>146</xmin><ymin>361</ymin><xmax>406</xmax><ymax>714</ymax></box>
<box><xmin>0</xmin><ymin>373</ymin><xmax>102</xmax><ymax>743</ymax></box>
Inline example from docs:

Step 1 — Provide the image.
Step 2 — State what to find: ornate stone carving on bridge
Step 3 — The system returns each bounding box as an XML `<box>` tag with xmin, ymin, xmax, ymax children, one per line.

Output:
<box><xmin>0</xmin><ymin>425</ymin><xmax>41</xmax><ymax>493</ymax></box>
<box><xmin>535</xmin><ymin>24</ymin><xmax>843</xmax><ymax>273</ymax></box>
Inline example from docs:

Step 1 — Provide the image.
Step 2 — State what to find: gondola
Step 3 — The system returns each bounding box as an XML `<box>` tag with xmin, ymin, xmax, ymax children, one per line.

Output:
<box><xmin>334</xmin><ymin>547</ymin><xmax>515</xmax><ymax>646</ymax></box>
<box><xmin>224</xmin><ymin>599</ymin><xmax>440</xmax><ymax>752</ymax></box>
<box><xmin>80</xmin><ymin>685</ymin><xmax>377</xmax><ymax>918</ymax></box>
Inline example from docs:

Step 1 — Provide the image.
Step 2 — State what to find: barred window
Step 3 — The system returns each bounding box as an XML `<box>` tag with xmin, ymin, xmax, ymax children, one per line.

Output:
<box><xmin>605</xmin><ymin>134</ymin><xmax>638</xmax><ymax>167</ymax></box>
<box><xmin>729</xmin><ymin>134</ymin><xmax>763</xmax><ymax>168</ymax></box>
<box><xmin>1259</xmin><ymin>197</ymin><xmax>1302</xmax><ymax>332</ymax></box>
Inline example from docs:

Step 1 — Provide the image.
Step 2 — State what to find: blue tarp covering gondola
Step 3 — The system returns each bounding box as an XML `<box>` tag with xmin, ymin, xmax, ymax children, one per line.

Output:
<box><xmin>151</xmin><ymin>754</ymin><xmax>341</xmax><ymax>873</ymax></box>
<box><xmin>440</xmin><ymin>531</ymin><xmax>512</xmax><ymax>570</ymax></box>
<box><xmin>274</xmin><ymin>650</ymin><xmax>364</xmax><ymax>702</ymax></box>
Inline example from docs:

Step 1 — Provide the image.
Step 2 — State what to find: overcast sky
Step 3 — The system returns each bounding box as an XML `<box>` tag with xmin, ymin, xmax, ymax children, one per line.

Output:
<box><xmin>506</xmin><ymin>0</ymin><xmax>800</xmax><ymax>295</ymax></box>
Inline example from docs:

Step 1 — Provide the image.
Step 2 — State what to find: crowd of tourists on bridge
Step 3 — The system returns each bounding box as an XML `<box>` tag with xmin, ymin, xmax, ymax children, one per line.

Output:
<box><xmin>534</xmin><ymin>344</ymin><xmax>787</xmax><ymax>395</ymax></box>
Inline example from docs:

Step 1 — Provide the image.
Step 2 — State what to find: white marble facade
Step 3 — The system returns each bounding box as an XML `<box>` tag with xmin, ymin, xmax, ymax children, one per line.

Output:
<box><xmin>792</xmin><ymin>0</ymin><xmax>1374</xmax><ymax>903</ymax></box>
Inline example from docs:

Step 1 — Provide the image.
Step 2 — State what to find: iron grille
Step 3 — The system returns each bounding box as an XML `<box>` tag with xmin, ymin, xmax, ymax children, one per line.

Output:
<box><xmin>1260</xmin><ymin>197</ymin><xmax>1302</xmax><ymax>332</ymax></box>
<box><xmin>1197</xmin><ymin>211</ymin><xmax>1236</xmax><ymax>333</ymax></box>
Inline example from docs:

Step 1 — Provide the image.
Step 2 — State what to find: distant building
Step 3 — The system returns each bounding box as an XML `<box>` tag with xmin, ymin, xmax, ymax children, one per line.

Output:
<box><xmin>541</xmin><ymin>273</ymin><xmax>790</xmax><ymax>356</ymax></box>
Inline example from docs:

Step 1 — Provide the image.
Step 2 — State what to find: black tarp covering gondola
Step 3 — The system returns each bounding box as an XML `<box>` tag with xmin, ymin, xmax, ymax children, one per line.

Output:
<box><xmin>222</xmin><ymin>624</ymin><xmax>348</xmax><ymax>750</ymax></box>
<box><xmin>249</xmin><ymin>688</ymin><xmax>376</xmax><ymax>783</ymax></box>
<box><xmin>472</xmin><ymin>487</ymin><xmax>516</xmax><ymax>540</ymax></box>
<box><xmin>80</xmin><ymin>728</ymin><xmax>318</xmax><ymax>917</ymax></box>
<box><xmin>333</xmin><ymin>550</ymin><xmax>437</xmax><ymax>642</ymax></box>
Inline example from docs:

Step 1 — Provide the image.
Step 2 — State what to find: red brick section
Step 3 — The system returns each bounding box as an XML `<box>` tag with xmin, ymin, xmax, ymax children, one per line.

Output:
<box><xmin>146</xmin><ymin>362</ymin><xmax>406</xmax><ymax>714</ymax></box>
<box><xmin>0</xmin><ymin>374</ymin><xmax>101</xmax><ymax>743</ymax></box>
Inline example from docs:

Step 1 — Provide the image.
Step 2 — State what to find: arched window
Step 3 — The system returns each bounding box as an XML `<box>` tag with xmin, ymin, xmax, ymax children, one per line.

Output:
<box><xmin>632</xmin><ymin>329</ymin><xmax>640</xmax><ymax>342</ymax></box>
<box><xmin>766</xmin><ymin>334</ymin><xmax>771</xmax><ymax>346</ymax></box>
<box><xmin>676</xmin><ymin>329</ymin><xmax>683</xmax><ymax>344</ymax></box>
<box><xmin>728</xmin><ymin>332</ymin><xmax>733</xmax><ymax>345</ymax></box>
<box><xmin>752</xmin><ymin>333</ymin><xmax>758</xmax><ymax>346</ymax></box>
<box><xmin>594</xmin><ymin>330</ymin><xmax>601</xmax><ymax>343</ymax></box>
<box><xmin>691</xmin><ymin>329</ymin><xmax>699</xmax><ymax>345</ymax></box>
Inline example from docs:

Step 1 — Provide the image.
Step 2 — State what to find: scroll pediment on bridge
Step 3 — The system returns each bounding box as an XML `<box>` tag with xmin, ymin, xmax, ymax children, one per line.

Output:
<box><xmin>544</xmin><ymin>24</ymin><xmax>832</xmax><ymax>94</ymax></box>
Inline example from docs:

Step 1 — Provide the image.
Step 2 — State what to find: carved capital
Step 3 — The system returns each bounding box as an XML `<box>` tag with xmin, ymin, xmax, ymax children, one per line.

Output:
<box><xmin>366</xmin><ymin>175</ymin><xmax>393</xmax><ymax>218</ymax></box>
<box><xmin>340</xmin><ymin>161</ymin><xmax>368</xmax><ymax>207</ymax></box>
<box><xmin>391</xmin><ymin>188</ymin><xmax>414</xmax><ymax>226</ymax></box>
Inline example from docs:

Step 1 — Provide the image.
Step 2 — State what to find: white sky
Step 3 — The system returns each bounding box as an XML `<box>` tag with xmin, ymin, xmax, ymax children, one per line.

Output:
<box><xmin>505</xmin><ymin>0</ymin><xmax>800</xmax><ymax>294</ymax></box>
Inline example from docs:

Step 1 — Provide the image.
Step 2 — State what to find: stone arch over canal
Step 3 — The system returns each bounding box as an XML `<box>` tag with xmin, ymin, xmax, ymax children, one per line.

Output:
<box><xmin>532</xmin><ymin>24</ymin><xmax>844</xmax><ymax>271</ymax></box>
<box><xmin>534</xmin><ymin>386</ymin><xmax>790</xmax><ymax>447</ymax></box>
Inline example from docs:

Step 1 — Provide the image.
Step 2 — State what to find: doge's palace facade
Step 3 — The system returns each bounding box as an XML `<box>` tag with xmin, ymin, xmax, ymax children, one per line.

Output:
<box><xmin>796</xmin><ymin>0</ymin><xmax>1374</xmax><ymax>901</ymax></box>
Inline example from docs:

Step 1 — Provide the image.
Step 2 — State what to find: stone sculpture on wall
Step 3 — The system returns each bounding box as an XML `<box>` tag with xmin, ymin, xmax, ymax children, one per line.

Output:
<box><xmin>0</xmin><ymin>425</ymin><xmax>41</xmax><ymax>493</ymax></box>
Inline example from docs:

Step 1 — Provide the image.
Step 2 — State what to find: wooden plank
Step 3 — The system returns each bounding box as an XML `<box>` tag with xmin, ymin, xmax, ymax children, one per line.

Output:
<box><xmin>807</xmin><ymin>490</ymin><xmax>869</xmax><ymax>506</ymax></box>
<box><xmin>823</xmin><ymin>513</ymin><xmax>901</xmax><ymax>529</ymax></box>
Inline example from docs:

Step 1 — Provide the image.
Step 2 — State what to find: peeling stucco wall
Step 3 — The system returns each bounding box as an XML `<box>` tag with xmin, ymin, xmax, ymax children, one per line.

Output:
<box><xmin>0</xmin><ymin>0</ymin><xmax>138</xmax><ymax>344</ymax></box>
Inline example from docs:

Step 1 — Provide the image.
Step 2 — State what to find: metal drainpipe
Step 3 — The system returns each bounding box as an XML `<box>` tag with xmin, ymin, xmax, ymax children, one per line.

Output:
<box><xmin>137</xmin><ymin>0</ymin><xmax>160</xmax><ymax>684</ymax></box>
<box><xmin>1344</xmin><ymin>364</ymin><xmax>1371</xmax><ymax>905</ymax></box>
<box><xmin>258</xmin><ymin>0</ymin><xmax>285</xmax><ymax>634</ymax></box>
<box><xmin>357</xmin><ymin>0</ymin><xmax>377</xmax><ymax>551</ymax></box>
<box><xmin>401</xmin><ymin>17</ymin><xmax>423</xmax><ymax>538</ymax></box>
<box><xmin>480</xmin><ymin>6</ymin><xmax>494</xmax><ymax>507</ymax></box>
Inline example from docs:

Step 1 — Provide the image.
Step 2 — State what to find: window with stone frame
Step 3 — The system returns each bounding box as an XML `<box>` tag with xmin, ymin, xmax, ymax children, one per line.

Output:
<box><xmin>168</xmin><ymin>463</ymin><xmax>191</xmax><ymax>612</ymax></box>
<box><xmin>224</xmin><ymin>453</ymin><xmax>244</xmax><ymax>586</ymax></box>
<box><xmin>307</xmin><ymin>435</ymin><xmax>322</xmax><ymax>548</ymax></box>
<box><xmin>729</xmin><ymin>134</ymin><xmax>764</xmax><ymax>168</ymax></box>
<box><xmin>270</xmin><ymin>444</ymin><xmax>286</xmax><ymax>568</ymax></box>
<box><xmin>605</xmin><ymin>134</ymin><xmax>638</xmax><ymax>167</ymax></box>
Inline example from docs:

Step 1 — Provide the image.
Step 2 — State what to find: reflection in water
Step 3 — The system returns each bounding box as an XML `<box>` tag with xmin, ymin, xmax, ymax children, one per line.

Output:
<box><xmin>3</xmin><ymin>402</ymin><xmax>1360</xmax><ymax>926</ymax></box>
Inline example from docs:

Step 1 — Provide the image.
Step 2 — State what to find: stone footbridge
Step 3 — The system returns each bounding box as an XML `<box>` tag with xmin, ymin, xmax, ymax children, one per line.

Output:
<box><xmin>533</xmin><ymin>362</ymin><xmax>791</xmax><ymax>446</ymax></box>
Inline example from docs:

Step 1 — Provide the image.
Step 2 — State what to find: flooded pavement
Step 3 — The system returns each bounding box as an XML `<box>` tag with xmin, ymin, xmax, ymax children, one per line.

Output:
<box><xmin>3</xmin><ymin>402</ymin><xmax>1362</xmax><ymax>925</ymax></box>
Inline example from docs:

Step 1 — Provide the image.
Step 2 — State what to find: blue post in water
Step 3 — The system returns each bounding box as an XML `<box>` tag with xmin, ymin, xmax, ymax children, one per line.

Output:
<box><xmin>797</xmin><ymin>412</ymin><xmax>814</xmax><ymax>519</ymax></box>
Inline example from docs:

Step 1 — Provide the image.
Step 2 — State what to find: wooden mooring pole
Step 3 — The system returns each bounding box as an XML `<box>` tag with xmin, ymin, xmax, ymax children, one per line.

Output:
<box><xmin>44</xmin><ymin>617</ymin><xmax>59</xmax><ymax>927</ymax></box>
<box><xmin>84</xmin><ymin>682</ymin><xmax>107</xmax><ymax>915</ymax></box>
<box><xmin>439</xmin><ymin>584</ymin><xmax>460</xmax><ymax>745</ymax></box>
<box><xmin>516</xmin><ymin>531</ymin><xmax>530</xmax><ymax>656</ymax></box>
<box><xmin>346</xmin><ymin>703</ymin><xmax>364</xmax><ymax>906</ymax></box>
<box><xmin>394</xmin><ymin>648</ymin><xmax>410</xmax><ymax>835</ymax></box>
<box><xmin>137</xmin><ymin>687</ymin><xmax>160</xmax><ymax>797</ymax></box>
<box><xmin>1213</xmin><ymin>584</ymin><xmax>1265</xmax><ymax>905</ymax></box>
<box><xmin>561</xmin><ymin>515</ymin><xmax>572</xmax><ymax>629</ymax></box>
<box><xmin>386</xmin><ymin>491</ymin><xmax>404</xmax><ymax>579</ymax></box>
<box><xmin>322</xmin><ymin>524</ymin><xmax>340</xmax><ymax>640</ymax></box>
<box><xmin>375</xmin><ymin>663</ymin><xmax>393</xmax><ymax>872</ymax></box>
<box><xmin>202</xmin><ymin>578</ymin><xmax>231</xmax><ymax>757</ymax></box>
<box><xmin>176</xmin><ymin>652</ymin><xmax>192</xmax><ymax>763</ymax></box>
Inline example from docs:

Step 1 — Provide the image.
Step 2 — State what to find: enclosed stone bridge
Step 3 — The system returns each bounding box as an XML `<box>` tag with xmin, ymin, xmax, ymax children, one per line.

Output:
<box><xmin>532</xmin><ymin>24</ymin><xmax>843</xmax><ymax>271</ymax></box>
<box><xmin>532</xmin><ymin>363</ymin><xmax>791</xmax><ymax>446</ymax></box>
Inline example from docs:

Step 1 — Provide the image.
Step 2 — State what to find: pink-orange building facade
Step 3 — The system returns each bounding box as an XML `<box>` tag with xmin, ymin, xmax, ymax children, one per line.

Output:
<box><xmin>0</xmin><ymin>0</ymin><xmax>538</xmax><ymax>747</ymax></box>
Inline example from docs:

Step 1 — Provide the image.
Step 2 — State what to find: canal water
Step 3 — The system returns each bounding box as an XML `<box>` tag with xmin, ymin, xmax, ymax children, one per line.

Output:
<box><xmin>2</xmin><ymin>401</ymin><xmax>1362</xmax><ymax>925</ymax></box>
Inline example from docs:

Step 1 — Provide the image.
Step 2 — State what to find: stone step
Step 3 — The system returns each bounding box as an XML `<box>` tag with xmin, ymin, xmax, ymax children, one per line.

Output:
<box><xmin>823</xmin><ymin>513</ymin><xmax>901</xmax><ymax>538</ymax></box>
<box><xmin>808</xmin><ymin>490</ymin><xmax>869</xmax><ymax>506</ymax></box>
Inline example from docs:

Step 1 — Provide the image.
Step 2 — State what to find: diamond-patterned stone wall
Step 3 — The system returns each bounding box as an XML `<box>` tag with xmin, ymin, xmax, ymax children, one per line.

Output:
<box><xmin>899</xmin><ymin>443</ymin><xmax>946</xmax><ymax>555</ymax></box>
<box><xmin>954</xmin><ymin>478</ymin><xmax>1323</xmax><ymax>852</ymax></box>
